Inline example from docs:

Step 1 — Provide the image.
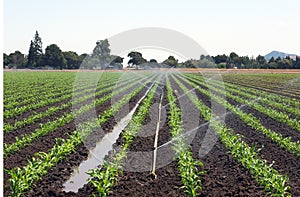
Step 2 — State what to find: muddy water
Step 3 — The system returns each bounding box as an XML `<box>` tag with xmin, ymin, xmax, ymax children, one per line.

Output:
<box><xmin>63</xmin><ymin>83</ymin><xmax>154</xmax><ymax>193</ymax></box>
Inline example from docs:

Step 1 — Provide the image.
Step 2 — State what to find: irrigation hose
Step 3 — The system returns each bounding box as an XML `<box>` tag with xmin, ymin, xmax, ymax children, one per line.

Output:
<box><xmin>151</xmin><ymin>89</ymin><xmax>164</xmax><ymax>178</ymax></box>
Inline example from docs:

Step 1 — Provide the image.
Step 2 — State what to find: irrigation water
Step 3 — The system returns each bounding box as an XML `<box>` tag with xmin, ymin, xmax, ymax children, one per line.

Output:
<box><xmin>63</xmin><ymin>83</ymin><xmax>155</xmax><ymax>192</ymax></box>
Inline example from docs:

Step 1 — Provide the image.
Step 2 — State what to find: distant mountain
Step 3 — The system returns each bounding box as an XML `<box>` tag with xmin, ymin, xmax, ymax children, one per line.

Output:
<box><xmin>265</xmin><ymin>51</ymin><xmax>297</xmax><ymax>61</ymax></box>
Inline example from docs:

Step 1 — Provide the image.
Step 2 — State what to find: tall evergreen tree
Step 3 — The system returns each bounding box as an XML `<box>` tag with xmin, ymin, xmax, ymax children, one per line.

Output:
<box><xmin>3</xmin><ymin>53</ymin><xmax>12</xmax><ymax>68</ymax></box>
<box><xmin>27</xmin><ymin>31</ymin><xmax>43</xmax><ymax>67</ymax></box>
<box><xmin>27</xmin><ymin>41</ymin><xmax>35</xmax><ymax>67</ymax></box>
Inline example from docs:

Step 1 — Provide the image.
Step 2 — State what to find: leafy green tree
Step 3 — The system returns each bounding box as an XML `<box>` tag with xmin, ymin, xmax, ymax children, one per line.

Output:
<box><xmin>225</xmin><ymin>52</ymin><xmax>239</xmax><ymax>68</ymax></box>
<box><xmin>228</xmin><ymin>52</ymin><xmax>246</xmax><ymax>68</ymax></box>
<box><xmin>229</xmin><ymin>52</ymin><xmax>238</xmax><ymax>60</ymax></box>
<box><xmin>93</xmin><ymin>39</ymin><xmax>110</xmax><ymax>56</ymax></box>
<box><xmin>177</xmin><ymin>63</ymin><xmax>184</xmax><ymax>68</ymax></box>
<box><xmin>267</xmin><ymin>56</ymin><xmax>277</xmax><ymax>68</ymax></box>
<box><xmin>110</xmin><ymin>55</ymin><xmax>124</xmax><ymax>69</ymax></box>
<box><xmin>268</xmin><ymin>62</ymin><xmax>278</xmax><ymax>69</ymax></box>
<box><xmin>92</xmin><ymin>39</ymin><xmax>111</xmax><ymax>69</ymax></box>
<box><xmin>162</xmin><ymin>56</ymin><xmax>178</xmax><ymax>68</ymax></box>
<box><xmin>128</xmin><ymin>51</ymin><xmax>147</xmax><ymax>69</ymax></box>
<box><xmin>80</xmin><ymin>53</ymin><xmax>88</xmax><ymax>60</ymax></box>
<box><xmin>256</xmin><ymin>55</ymin><xmax>267</xmax><ymax>67</ymax></box>
<box><xmin>149</xmin><ymin>59</ymin><xmax>160</xmax><ymax>68</ymax></box>
<box><xmin>183</xmin><ymin>60</ymin><xmax>195</xmax><ymax>68</ymax></box>
<box><xmin>43</xmin><ymin>44</ymin><xmax>66</xmax><ymax>69</ymax></box>
<box><xmin>277</xmin><ymin>58</ymin><xmax>293</xmax><ymax>69</ymax></box>
<box><xmin>27</xmin><ymin>31</ymin><xmax>43</xmax><ymax>68</ymax></box>
<box><xmin>213</xmin><ymin>54</ymin><xmax>228</xmax><ymax>64</ymax></box>
<box><xmin>8</xmin><ymin>51</ymin><xmax>26</xmax><ymax>68</ymax></box>
<box><xmin>63</xmin><ymin>51</ymin><xmax>81</xmax><ymax>69</ymax></box>
<box><xmin>294</xmin><ymin>56</ymin><xmax>300</xmax><ymax>69</ymax></box>
<box><xmin>217</xmin><ymin>63</ymin><xmax>226</xmax><ymax>69</ymax></box>
<box><xmin>81</xmin><ymin>55</ymin><xmax>97</xmax><ymax>69</ymax></box>
<box><xmin>240</xmin><ymin>56</ymin><xmax>251</xmax><ymax>69</ymax></box>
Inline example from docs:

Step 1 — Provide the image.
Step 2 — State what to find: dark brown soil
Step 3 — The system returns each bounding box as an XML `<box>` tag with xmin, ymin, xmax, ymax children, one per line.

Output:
<box><xmin>225</xmin><ymin>103</ymin><xmax>300</xmax><ymax>196</ymax></box>
<box><xmin>3</xmin><ymin>81</ymin><xmax>128</xmax><ymax>143</ymax></box>
<box><xmin>173</xmin><ymin>77</ymin><xmax>268</xmax><ymax>196</ymax></box>
<box><xmin>228</xmin><ymin>90</ymin><xmax>299</xmax><ymax>120</ymax></box>
<box><xmin>4</xmin><ymin>96</ymin><xmax>112</xmax><ymax>170</ymax></box>
<box><xmin>4</xmin><ymin>73</ymin><xmax>299</xmax><ymax>197</ymax></box>
<box><xmin>213</xmin><ymin>89</ymin><xmax>300</xmax><ymax>143</ymax></box>
<box><xmin>109</xmin><ymin>161</ymin><xmax>184</xmax><ymax>197</ymax></box>
<box><xmin>4</xmin><ymin>98</ymin><xmax>71</xmax><ymax>126</ymax></box>
<box><xmin>185</xmin><ymin>76</ymin><xmax>300</xmax><ymax>196</ymax></box>
<box><xmin>224</xmin><ymin>79</ymin><xmax>300</xmax><ymax>99</ymax></box>
<box><xmin>108</xmin><ymin>84</ymin><xmax>185</xmax><ymax>197</ymax></box>
<box><xmin>189</xmin><ymin>77</ymin><xmax>300</xmax><ymax>142</ymax></box>
<box><xmin>3</xmin><ymin>82</ymin><xmax>149</xmax><ymax>197</ymax></box>
<box><xmin>240</xmin><ymin>105</ymin><xmax>300</xmax><ymax>142</ymax></box>
<box><xmin>4</xmin><ymin>99</ymin><xmax>72</xmax><ymax>144</ymax></box>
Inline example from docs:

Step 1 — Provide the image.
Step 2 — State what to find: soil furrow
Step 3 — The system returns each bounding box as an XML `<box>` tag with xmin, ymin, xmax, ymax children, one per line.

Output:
<box><xmin>13</xmin><ymin>86</ymin><xmax>149</xmax><ymax>197</ymax></box>
<box><xmin>175</xmin><ymin>76</ymin><xmax>268</xmax><ymax>196</ymax></box>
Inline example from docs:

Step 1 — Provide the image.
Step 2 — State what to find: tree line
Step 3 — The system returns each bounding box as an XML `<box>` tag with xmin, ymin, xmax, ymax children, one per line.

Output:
<box><xmin>4</xmin><ymin>31</ymin><xmax>88</xmax><ymax>70</ymax></box>
<box><xmin>3</xmin><ymin>31</ymin><xmax>300</xmax><ymax>69</ymax></box>
<box><xmin>209</xmin><ymin>53</ymin><xmax>300</xmax><ymax>69</ymax></box>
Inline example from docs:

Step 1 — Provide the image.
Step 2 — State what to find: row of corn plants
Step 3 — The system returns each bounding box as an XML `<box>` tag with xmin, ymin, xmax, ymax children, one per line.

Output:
<box><xmin>4</xmin><ymin>72</ymin><xmax>78</xmax><ymax>105</ymax></box>
<box><xmin>165</xmin><ymin>76</ymin><xmax>204</xmax><ymax>197</ymax></box>
<box><xmin>3</xmin><ymin>72</ymin><xmax>69</xmax><ymax>96</ymax></box>
<box><xmin>4</xmin><ymin>74</ymin><xmax>118</xmax><ymax>112</ymax></box>
<box><xmin>4</xmin><ymin>75</ymin><xmax>154</xmax><ymax>157</ymax></box>
<box><xmin>4</xmin><ymin>79</ymin><xmax>114</xmax><ymax>119</ymax></box>
<box><xmin>3</xmin><ymin>74</ymin><xmax>139</xmax><ymax>133</ymax></box>
<box><xmin>215</xmin><ymin>86</ymin><xmax>300</xmax><ymax>131</ymax></box>
<box><xmin>88</xmin><ymin>79</ymin><xmax>160</xmax><ymax>197</ymax></box>
<box><xmin>172</xmin><ymin>75</ymin><xmax>290</xmax><ymax>196</ymax></box>
<box><xmin>178</xmin><ymin>75</ymin><xmax>300</xmax><ymax>157</ymax></box>
<box><xmin>216</xmin><ymin>79</ymin><xmax>300</xmax><ymax>119</ymax></box>
<box><xmin>5</xmin><ymin>87</ymin><xmax>70</xmax><ymax>111</ymax></box>
<box><xmin>222</xmin><ymin>74</ymin><xmax>300</xmax><ymax>99</ymax></box>
<box><xmin>3</xmin><ymin>71</ymin><xmax>112</xmax><ymax>99</ymax></box>
<box><xmin>184</xmin><ymin>74</ymin><xmax>300</xmax><ymax>130</ymax></box>
<box><xmin>3</xmin><ymin>72</ymin><xmax>122</xmax><ymax>117</ymax></box>
<box><xmin>185</xmin><ymin>74</ymin><xmax>300</xmax><ymax>118</ymax></box>
<box><xmin>187</xmin><ymin>73</ymin><xmax>300</xmax><ymax>109</ymax></box>
<box><xmin>221</xmin><ymin>74</ymin><xmax>300</xmax><ymax>106</ymax></box>
<box><xmin>4</xmin><ymin>90</ymin><xmax>75</xmax><ymax>119</ymax></box>
<box><xmin>6</xmin><ymin>75</ymin><xmax>156</xmax><ymax>197</ymax></box>
<box><xmin>219</xmin><ymin>77</ymin><xmax>299</xmax><ymax>116</ymax></box>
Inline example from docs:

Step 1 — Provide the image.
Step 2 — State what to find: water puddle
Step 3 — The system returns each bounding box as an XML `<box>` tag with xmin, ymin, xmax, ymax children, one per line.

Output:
<box><xmin>63</xmin><ymin>83</ymin><xmax>154</xmax><ymax>193</ymax></box>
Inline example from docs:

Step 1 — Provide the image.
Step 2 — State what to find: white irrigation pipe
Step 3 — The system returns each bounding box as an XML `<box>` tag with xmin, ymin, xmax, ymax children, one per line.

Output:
<box><xmin>151</xmin><ymin>90</ymin><xmax>164</xmax><ymax>178</ymax></box>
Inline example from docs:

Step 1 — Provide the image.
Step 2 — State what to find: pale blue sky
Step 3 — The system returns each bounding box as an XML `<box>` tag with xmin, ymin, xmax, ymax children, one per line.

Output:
<box><xmin>3</xmin><ymin>0</ymin><xmax>300</xmax><ymax>61</ymax></box>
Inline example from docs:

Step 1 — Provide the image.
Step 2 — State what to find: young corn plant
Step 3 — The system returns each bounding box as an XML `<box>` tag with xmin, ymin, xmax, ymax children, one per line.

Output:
<box><xmin>88</xmin><ymin>80</ymin><xmax>159</xmax><ymax>197</ymax></box>
<box><xmin>4</xmin><ymin>76</ymin><xmax>150</xmax><ymax>157</ymax></box>
<box><xmin>7</xmin><ymin>76</ymin><xmax>156</xmax><ymax>197</ymax></box>
<box><xmin>3</xmin><ymin>75</ymin><xmax>138</xmax><ymax>133</ymax></box>
<box><xmin>185</xmin><ymin>73</ymin><xmax>300</xmax><ymax>109</ymax></box>
<box><xmin>174</xmin><ymin>74</ymin><xmax>291</xmax><ymax>196</ymax></box>
<box><xmin>166</xmin><ymin>76</ymin><xmax>204</xmax><ymax>197</ymax></box>
<box><xmin>180</xmin><ymin>75</ymin><xmax>300</xmax><ymax>157</ymax></box>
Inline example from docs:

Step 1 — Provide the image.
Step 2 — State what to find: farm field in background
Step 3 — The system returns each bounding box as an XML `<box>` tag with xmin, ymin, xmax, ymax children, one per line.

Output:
<box><xmin>3</xmin><ymin>70</ymin><xmax>300</xmax><ymax>197</ymax></box>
